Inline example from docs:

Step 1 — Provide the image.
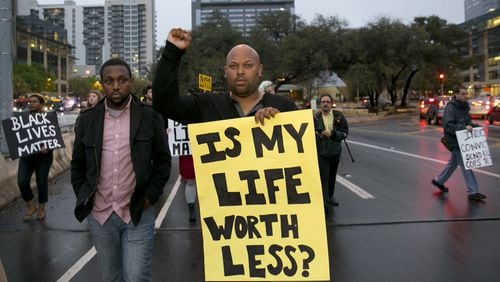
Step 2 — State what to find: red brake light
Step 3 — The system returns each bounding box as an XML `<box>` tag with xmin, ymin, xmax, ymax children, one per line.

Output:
<box><xmin>428</xmin><ymin>98</ymin><xmax>435</xmax><ymax>103</ymax></box>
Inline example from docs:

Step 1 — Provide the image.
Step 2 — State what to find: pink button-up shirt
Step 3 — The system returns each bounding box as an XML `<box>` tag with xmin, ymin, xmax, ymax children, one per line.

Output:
<box><xmin>92</xmin><ymin>97</ymin><xmax>136</xmax><ymax>225</ymax></box>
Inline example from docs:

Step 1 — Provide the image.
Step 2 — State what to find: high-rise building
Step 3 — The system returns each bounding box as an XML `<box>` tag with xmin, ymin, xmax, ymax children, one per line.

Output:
<box><xmin>17</xmin><ymin>0</ymin><xmax>156</xmax><ymax>78</ymax></box>
<box><xmin>15</xmin><ymin>15</ymin><xmax>75</xmax><ymax>96</ymax></box>
<box><xmin>460</xmin><ymin>9</ymin><xmax>500</xmax><ymax>96</ymax></box>
<box><xmin>24</xmin><ymin>1</ymin><xmax>86</xmax><ymax>72</ymax></box>
<box><xmin>191</xmin><ymin>0</ymin><xmax>295</xmax><ymax>36</ymax></box>
<box><xmin>464</xmin><ymin>0</ymin><xmax>500</xmax><ymax>20</ymax></box>
<box><xmin>105</xmin><ymin>0</ymin><xmax>156</xmax><ymax>77</ymax></box>
<box><xmin>82</xmin><ymin>6</ymin><xmax>105</xmax><ymax>68</ymax></box>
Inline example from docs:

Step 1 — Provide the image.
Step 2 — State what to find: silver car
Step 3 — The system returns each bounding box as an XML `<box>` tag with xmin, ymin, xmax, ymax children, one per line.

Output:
<box><xmin>468</xmin><ymin>97</ymin><xmax>490</xmax><ymax>119</ymax></box>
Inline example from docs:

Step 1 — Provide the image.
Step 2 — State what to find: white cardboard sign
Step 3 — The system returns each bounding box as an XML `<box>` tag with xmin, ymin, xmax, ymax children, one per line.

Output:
<box><xmin>456</xmin><ymin>127</ymin><xmax>492</xmax><ymax>170</ymax></box>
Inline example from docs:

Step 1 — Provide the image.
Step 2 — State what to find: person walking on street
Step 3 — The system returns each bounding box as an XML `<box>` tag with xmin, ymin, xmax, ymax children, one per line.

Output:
<box><xmin>431</xmin><ymin>85</ymin><xmax>486</xmax><ymax>201</ymax></box>
<box><xmin>18</xmin><ymin>93</ymin><xmax>54</xmax><ymax>221</ymax></box>
<box><xmin>152</xmin><ymin>28</ymin><xmax>297</xmax><ymax>124</ymax></box>
<box><xmin>71</xmin><ymin>58</ymin><xmax>171</xmax><ymax>281</ymax></box>
<box><xmin>314</xmin><ymin>94</ymin><xmax>349</xmax><ymax>213</ymax></box>
<box><xmin>179</xmin><ymin>155</ymin><xmax>197</xmax><ymax>222</ymax></box>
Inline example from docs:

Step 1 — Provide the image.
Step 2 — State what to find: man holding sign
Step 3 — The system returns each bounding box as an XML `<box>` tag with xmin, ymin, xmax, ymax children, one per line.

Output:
<box><xmin>431</xmin><ymin>86</ymin><xmax>487</xmax><ymax>201</ymax></box>
<box><xmin>153</xmin><ymin>28</ymin><xmax>297</xmax><ymax>124</ymax></box>
<box><xmin>153</xmin><ymin>29</ymin><xmax>334</xmax><ymax>281</ymax></box>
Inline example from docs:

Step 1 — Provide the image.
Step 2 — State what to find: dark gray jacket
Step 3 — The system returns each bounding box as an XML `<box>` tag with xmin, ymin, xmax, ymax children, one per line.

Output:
<box><xmin>442</xmin><ymin>98</ymin><xmax>477</xmax><ymax>150</ymax></box>
<box><xmin>71</xmin><ymin>95</ymin><xmax>171</xmax><ymax>225</ymax></box>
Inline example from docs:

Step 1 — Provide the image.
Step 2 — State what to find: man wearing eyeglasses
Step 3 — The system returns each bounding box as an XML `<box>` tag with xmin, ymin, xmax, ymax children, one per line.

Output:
<box><xmin>314</xmin><ymin>94</ymin><xmax>349</xmax><ymax>214</ymax></box>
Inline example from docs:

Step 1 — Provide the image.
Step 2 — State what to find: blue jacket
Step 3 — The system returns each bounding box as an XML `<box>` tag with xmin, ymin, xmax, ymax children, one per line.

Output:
<box><xmin>71</xmin><ymin>95</ymin><xmax>171</xmax><ymax>225</ymax></box>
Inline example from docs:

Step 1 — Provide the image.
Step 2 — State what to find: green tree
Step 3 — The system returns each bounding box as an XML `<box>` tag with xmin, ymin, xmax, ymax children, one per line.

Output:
<box><xmin>410</xmin><ymin>16</ymin><xmax>476</xmax><ymax>97</ymax></box>
<box><xmin>13</xmin><ymin>63</ymin><xmax>55</xmax><ymax>97</ymax></box>
<box><xmin>68</xmin><ymin>76</ymin><xmax>98</xmax><ymax>100</ymax></box>
<box><xmin>179</xmin><ymin>11</ymin><xmax>242</xmax><ymax>94</ymax></box>
<box><xmin>131</xmin><ymin>77</ymin><xmax>149</xmax><ymax>100</ymax></box>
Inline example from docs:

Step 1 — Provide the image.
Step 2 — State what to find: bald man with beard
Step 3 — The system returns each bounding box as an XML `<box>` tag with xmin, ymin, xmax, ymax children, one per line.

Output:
<box><xmin>153</xmin><ymin>28</ymin><xmax>297</xmax><ymax>124</ymax></box>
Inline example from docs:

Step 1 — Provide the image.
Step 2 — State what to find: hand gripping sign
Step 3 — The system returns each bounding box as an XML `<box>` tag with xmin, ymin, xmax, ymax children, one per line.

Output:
<box><xmin>188</xmin><ymin>109</ymin><xmax>330</xmax><ymax>281</ymax></box>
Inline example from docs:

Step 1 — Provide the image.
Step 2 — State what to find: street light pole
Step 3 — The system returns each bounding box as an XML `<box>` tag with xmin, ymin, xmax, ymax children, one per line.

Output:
<box><xmin>439</xmin><ymin>73</ymin><xmax>445</xmax><ymax>96</ymax></box>
<box><xmin>0</xmin><ymin>0</ymin><xmax>14</xmax><ymax>155</ymax></box>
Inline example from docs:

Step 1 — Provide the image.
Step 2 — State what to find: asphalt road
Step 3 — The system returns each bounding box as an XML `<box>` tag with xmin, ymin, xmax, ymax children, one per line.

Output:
<box><xmin>1</xmin><ymin>113</ymin><xmax>499</xmax><ymax>282</ymax></box>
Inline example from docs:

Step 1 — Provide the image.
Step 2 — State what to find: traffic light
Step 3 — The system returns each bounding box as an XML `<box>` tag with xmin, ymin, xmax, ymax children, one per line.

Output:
<box><xmin>439</xmin><ymin>73</ymin><xmax>444</xmax><ymax>83</ymax></box>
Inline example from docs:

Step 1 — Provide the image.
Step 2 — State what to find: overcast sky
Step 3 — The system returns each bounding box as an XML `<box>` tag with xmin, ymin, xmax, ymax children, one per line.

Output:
<box><xmin>38</xmin><ymin>0</ymin><xmax>466</xmax><ymax>46</ymax></box>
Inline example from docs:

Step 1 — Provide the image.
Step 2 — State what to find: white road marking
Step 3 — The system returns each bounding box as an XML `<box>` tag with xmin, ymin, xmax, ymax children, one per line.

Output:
<box><xmin>56</xmin><ymin>175</ymin><xmax>182</xmax><ymax>282</ymax></box>
<box><xmin>337</xmin><ymin>175</ymin><xmax>375</xmax><ymax>199</ymax></box>
<box><xmin>347</xmin><ymin>140</ymin><xmax>500</xmax><ymax>179</ymax></box>
<box><xmin>56</xmin><ymin>247</ymin><xmax>96</xmax><ymax>282</ymax></box>
<box><xmin>155</xmin><ymin>175</ymin><xmax>182</xmax><ymax>229</ymax></box>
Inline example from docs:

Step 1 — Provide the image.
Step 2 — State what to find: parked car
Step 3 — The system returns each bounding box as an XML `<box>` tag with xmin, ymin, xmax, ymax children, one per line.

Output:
<box><xmin>468</xmin><ymin>97</ymin><xmax>490</xmax><ymax>119</ymax></box>
<box><xmin>487</xmin><ymin>104</ymin><xmax>500</xmax><ymax>125</ymax></box>
<box><xmin>360</xmin><ymin>96</ymin><xmax>391</xmax><ymax>108</ymax></box>
<box><xmin>420</xmin><ymin>96</ymin><xmax>451</xmax><ymax>125</ymax></box>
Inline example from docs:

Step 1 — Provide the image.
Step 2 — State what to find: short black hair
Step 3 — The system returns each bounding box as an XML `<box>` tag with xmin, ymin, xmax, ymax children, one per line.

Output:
<box><xmin>319</xmin><ymin>94</ymin><xmax>333</xmax><ymax>102</ymax></box>
<box><xmin>29</xmin><ymin>93</ymin><xmax>45</xmax><ymax>104</ymax></box>
<box><xmin>453</xmin><ymin>85</ymin><xmax>467</xmax><ymax>94</ymax></box>
<box><xmin>142</xmin><ymin>85</ymin><xmax>153</xmax><ymax>96</ymax></box>
<box><xmin>100</xmin><ymin>57</ymin><xmax>132</xmax><ymax>79</ymax></box>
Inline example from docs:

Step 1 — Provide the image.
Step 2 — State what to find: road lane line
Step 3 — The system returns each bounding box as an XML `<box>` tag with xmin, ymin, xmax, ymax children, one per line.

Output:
<box><xmin>155</xmin><ymin>175</ymin><xmax>182</xmax><ymax>229</ymax></box>
<box><xmin>56</xmin><ymin>247</ymin><xmax>96</xmax><ymax>282</ymax></box>
<box><xmin>348</xmin><ymin>140</ymin><xmax>500</xmax><ymax>179</ymax></box>
<box><xmin>337</xmin><ymin>175</ymin><xmax>375</xmax><ymax>199</ymax></box>
<box><xmin>57</xmin><ymin>175</ymin><xmax>182</xmax><ymax>282</ymax></box>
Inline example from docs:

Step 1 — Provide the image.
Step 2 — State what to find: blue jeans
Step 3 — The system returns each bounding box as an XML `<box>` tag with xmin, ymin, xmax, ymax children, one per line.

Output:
<box><xmin>88</xmin><ymin>207</ymin><xmax>155</xmax><ymax>282</ymax></box>
<box><xmin>17</xmin><ymin>151</ymin><xmax>53</xmax><ymax>203</ymax></box>
<box><xmin>434</xmin><ymin>149</ymin><xmax>479</xmax><ymax>195</ymax></box>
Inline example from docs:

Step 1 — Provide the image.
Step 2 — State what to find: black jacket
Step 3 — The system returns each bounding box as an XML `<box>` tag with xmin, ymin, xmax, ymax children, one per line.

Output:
<box><xmin>314</xmin><ymin>110</ymin><xmax>349</xmax><ymax>157</ymax></box>
<box><xmin>152</xmin><ymin>41</ymin><xmax>297</xmax><ymax>123</ymax></box>
<box><xmin>71</xmin><ymin>95</ymin><xmax>171</xmax><ymax>225</ymax></box>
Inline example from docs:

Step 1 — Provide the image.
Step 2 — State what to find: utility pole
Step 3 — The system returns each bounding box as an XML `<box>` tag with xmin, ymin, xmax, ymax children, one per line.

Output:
<box><xmin>0</xmin><ymin>0</ymin><xmax>14</xmax><ymax>155</ymax></box>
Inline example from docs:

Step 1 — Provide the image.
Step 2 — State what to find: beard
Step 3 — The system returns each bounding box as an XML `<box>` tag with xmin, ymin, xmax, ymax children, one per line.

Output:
<box><xmin>107</xmin><ymin>94</ymin><xmax>130</xmax><ymax>109</ymax></box>
<box><xmin>229</xmin><ymin>84</ymin><xmax>258</xmax><ymax>98</ymax></box>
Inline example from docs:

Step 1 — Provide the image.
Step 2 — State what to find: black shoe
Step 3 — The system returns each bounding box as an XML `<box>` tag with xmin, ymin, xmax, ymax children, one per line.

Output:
<box><xmin>468</xmin><ymin>193</ymin><xmax>486</xmax><ymax>201</ymax></box>
<box><xmin>431</xmin><ymin>179</ymin><xmax>449</xmax><ymax>192</ymax></box>
<box><xmin>327</xmin><ymin>196</ymin><xmax>339</xmax><ymax>206</ymax></box>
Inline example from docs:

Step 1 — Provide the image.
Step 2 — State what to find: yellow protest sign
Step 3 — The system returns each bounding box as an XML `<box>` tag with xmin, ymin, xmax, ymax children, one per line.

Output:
<box><xmin>188</xmin><ymin>109</ymin><xmax>330</xmax><ymax>281</ymax></box>
<box><xmin>199</xmin><ymin>73</ymin><xmax>212</xmax><ymax>92</ymax></box>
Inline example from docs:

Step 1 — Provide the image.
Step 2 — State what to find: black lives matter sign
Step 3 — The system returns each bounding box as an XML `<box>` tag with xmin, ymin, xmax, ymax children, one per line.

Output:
<box><xmin>2</xmin><ymin>111</ymin><xmax>65</xmax><ymax>159</ymax></box>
